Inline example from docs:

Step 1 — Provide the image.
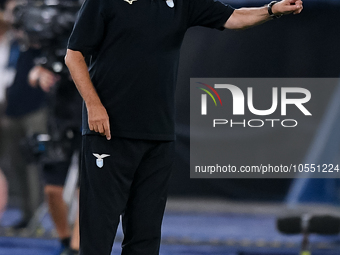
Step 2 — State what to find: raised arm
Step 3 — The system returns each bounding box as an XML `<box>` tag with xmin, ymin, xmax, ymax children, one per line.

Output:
<box><xmin>225</xmin><ymin>0</ymin><xmax>303</xmax><ymax>30</ymax></box>
<box><xmin>64</xmin><ymin>49</ymin><xmax>111</xmax><ymax>140</ymax></box>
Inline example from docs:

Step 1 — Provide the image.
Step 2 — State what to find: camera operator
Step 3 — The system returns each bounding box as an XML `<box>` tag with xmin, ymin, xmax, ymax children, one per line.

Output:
<box><xmin>0</xmin><ymin>0</ymin><xmax>45</xmax><ymax>228</ymax></box>
<box><xmin>28</xmin><ymin>64</ymin><xmax>81</xmax><ymax>255</ymax></box>
<box><xmin>12</xmin><ymin>1</ymin><xmax>82</xmax><ymax>254</ymax></box>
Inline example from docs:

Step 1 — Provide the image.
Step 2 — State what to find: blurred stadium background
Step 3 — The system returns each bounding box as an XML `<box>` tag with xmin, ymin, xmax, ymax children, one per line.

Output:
<box><xmin>1</xmin><ymin>0</ymin><xmax>340</xmax><ymax>254</ymax></box>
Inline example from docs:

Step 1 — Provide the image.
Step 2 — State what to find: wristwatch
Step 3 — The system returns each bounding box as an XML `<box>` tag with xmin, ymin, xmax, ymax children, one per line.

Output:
<box><xmin>268</xmin><ymin>1</ymin><xmax>283</xmax><ymax>19</ymax></box>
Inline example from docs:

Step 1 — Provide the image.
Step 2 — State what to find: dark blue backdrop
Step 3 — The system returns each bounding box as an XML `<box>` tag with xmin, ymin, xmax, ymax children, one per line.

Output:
<box><xmin>169</xmin><ymin>1</ymin><xmax>340</xmax><ymax>200</ymax></box>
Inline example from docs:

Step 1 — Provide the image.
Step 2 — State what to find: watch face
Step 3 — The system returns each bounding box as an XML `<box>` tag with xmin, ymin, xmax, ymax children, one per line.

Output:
<box><xmin>268</xmin><ymin>1</ymin><xmax>281</xmax><ymax>19</ymax></box>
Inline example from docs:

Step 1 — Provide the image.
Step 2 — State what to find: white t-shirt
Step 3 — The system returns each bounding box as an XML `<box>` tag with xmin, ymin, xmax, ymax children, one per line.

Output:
<box><xmin>0</xmin><ymin>32</ymin><xmax>16</xmax><ymax>103</ymax></box>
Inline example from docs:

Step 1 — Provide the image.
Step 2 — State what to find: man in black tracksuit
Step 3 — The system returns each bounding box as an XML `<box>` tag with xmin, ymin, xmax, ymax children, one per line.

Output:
<box><xmin>65</xmin><ymin>0</ymin><xmax>303</xmax><ymax>254</ymax></box>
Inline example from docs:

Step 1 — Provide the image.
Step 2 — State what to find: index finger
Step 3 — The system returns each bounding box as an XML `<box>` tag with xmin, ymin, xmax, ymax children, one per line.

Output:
<box><xmin>103</xmin><ymin>120</ymin><xmax>111</xmax><ymax>140</ymax></box>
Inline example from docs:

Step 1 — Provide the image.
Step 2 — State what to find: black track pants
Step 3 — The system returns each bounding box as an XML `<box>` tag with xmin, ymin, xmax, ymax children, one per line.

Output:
<box><xmin>79</xmin><ymin>135</ymin><xmax>174</xmax><ymax>255</ymax></box>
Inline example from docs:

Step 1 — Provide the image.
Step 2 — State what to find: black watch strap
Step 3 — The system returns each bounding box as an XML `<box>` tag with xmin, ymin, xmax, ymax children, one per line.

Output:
<box><xmin>268</xmin><ymin>1</ymin><xmax>283</xmax><ymax>19</ymax></box>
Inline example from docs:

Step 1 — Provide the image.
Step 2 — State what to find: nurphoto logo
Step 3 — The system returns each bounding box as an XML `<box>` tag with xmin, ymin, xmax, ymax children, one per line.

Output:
<box><xmin>197</xmin><ymin>82</ymin><xmax>312</xmax><ymax>128</ymax></box>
